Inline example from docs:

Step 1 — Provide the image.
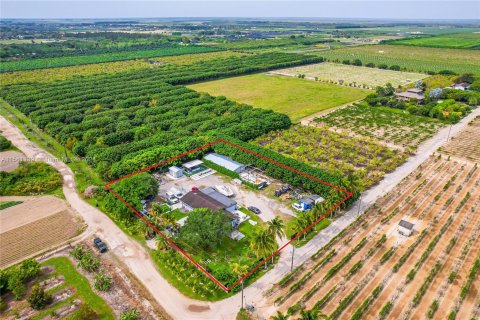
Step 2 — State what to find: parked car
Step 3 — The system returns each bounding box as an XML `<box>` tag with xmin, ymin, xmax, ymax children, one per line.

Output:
<box><xmin>93</xmin><ymin>237</ymin><xmax>108</xmax><ymax>253</ymax></box>
<box><xmin>257</xmin><ymin>181</ymin><xmax>268</xmax><ymax>190</ymax></box>
<box><xmin>165</xmin><ymin>192</ymin><xmax>179</xmax><ymax>204</ymax></box>
<box><xmin>248</xmin><ymin>206</ymin><xmax>261</xmax><ymax>215</ymax></box>
<box><xmin>191</xmin><ymin>186</ymin><xmax>199</xmax><ymax>191</ymax></box>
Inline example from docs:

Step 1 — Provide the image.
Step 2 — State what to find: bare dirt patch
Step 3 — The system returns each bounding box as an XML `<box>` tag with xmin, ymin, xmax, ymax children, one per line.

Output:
<box><xmin>0</xmin><ymin>150</ymin><xmax>27</xmax><ymax>172</ymax></box>
<box><xmin>0</xmin><ymin>196</ymin><xmax>83</xmax><ymax>268</ymax></box>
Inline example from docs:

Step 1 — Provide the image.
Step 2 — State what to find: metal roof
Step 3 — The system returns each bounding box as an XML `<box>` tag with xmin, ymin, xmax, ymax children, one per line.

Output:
<box><xmin>180</xmin><ymin>190</ymin><xmax>225</xmax><ymax>211</ymax></box>
<box><xmin>399</xmin><ymin>219</ymin><xmax>414</xmax><ymax>230</ymax></box>
<box><xmin>182</xmin><ymin>159</ymin><xmax>203</xmax><ymax>169</ymax></box>
<box><xmin>201</xmin><ymin>187</ymin><xmax>237</xmax><ymax>208</ymax></box>
<box><xmin>204</xmin><ymin>153</ymin><xmax>245</xmax><ymax>172</ymax></box>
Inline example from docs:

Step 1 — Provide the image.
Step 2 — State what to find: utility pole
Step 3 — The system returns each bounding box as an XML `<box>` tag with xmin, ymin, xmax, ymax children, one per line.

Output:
<box><xmin>446</xmin><ymin>124</ymin><xmax>453</xmax><ymax>142</ymax></box>
<box><xmin>291</xmin><ymin>244</ymin><xmax>295</xmax><ymax>271</ymax></box>
<box><xmin>241</xmin><ymin>280</ymin><xmax>244</xmax><ymax>309</ymax></box>
<box><xmin>357</xmin><ymin>194</ymin><xmax>362</xmax><ymax>217</ymax></box>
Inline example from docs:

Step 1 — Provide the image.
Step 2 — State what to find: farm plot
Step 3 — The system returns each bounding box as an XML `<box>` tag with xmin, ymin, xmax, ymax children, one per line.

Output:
<box><xmin>0</xmin><ymin>51</ymin><xmax>250</xmax><ymax>86</ymax></box>
<box><xmin>315</xmin><ymin>103</ymin><xmax>444</xmax><ymax>150</ymax></box>
<box><xmin>314</xmin><ymin>45</ymin><xmax>480</xmax><ymax>74</ymax></box>
<box><xmin>439</xmin><ymin>116</ymin><xmax>480</xmax><ymax>162</ymax></box>
<box><xmin>0</xmin><ymin>196</ymin><xmax>82</xmax><ymax>268</ymax></box>
<box><xmin>189</xmin><ymin>74</ymin><xmax>370</xmax><ymax>122</ymax></box>
<box><xmin>386</xmin><ymin>32</ymin><xmax>480</xmax><ymax>49</ymax></box>
<box><xmin>255</xmin><ymin>126</ymin><xmax>407</xmax><ymax>188</ymax></box>
<box><xmin>0</xmin><ymin>45</ymin><xmax>220</xmax><ymax>72</ymax></box>
<box><xmin>270</xmin><ymin>62</ymin><xmax>427</xmax><ymax>88</ymax></box>
<box><xmin>267</xmin><ymin>155</ymin><xmax>480</xmax><ymax>320</ymax></box>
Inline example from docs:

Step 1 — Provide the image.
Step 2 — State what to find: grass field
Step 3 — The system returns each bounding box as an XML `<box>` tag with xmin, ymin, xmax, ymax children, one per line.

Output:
<box><xmin>316</xmin><ymin>104</ymin><xmax>443</xmax><ymax>150</ymax></box>
<box><xmin>0</xmin><ymin>51</ymin><xmax>248</xmax><ymax>85</ymax></box>
<box><xmin>315</xmin><ymin>45</ymin><xmax>480</xmax><ymax>74</ymax></box>
<box><xmin>272</xmin><ymin>62</ymin><xmax>427</xmax><ymax>88</ymax></box>
<box><xmin>189</xmin><ymin>74</ymin><xmax>370</xmax><ymax>122</ymax></box>
<box><xmin>386</xmin><ymin>32</ymin><xmax>480</xmax><ymax>49</ymax></box>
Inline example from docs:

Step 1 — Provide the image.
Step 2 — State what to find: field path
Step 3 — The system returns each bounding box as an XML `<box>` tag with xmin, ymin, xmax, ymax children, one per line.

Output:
<box><xmin>1</xmin><ymin>106</ymin><xmax>479</xmax><ymax>319</ymax></box>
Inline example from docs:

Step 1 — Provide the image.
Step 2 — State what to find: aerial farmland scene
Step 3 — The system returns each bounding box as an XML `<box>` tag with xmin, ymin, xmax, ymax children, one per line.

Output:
<box><xmin>0</xmin><ymin>1</ymin><xmax>479</xmax><ymax>319</ymax></box>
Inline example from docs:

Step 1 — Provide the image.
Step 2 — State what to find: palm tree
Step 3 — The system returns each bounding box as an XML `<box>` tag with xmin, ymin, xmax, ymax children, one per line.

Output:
<box><xmin>297</xmin><ymin>309</ymin><xmax>319</xmax><ymax>320</ymax></box>
<box><xmin>271</xmin><ymin>311</ymin><xmax>289</xmax><ymax>320</ymax></box>
<box><xmin>250</xmin><ymin>229</ymin><xmax>277</xmax><ymax>268</ymax></box>
<box><xmin>155</xmin><ymin>234</ymin><xmax>170</xmax><ymax>251</ymax></box>
<box><xmin>343</xmin><ymin>173</ymin><xmax>364</xmax><ymax>197</ymax></box>
<box><xmin>232</xmin><ymin>263</ymin><xmax>249</xmax><ymax>309</ymax></box>
<box><xmin>267</xmin><ymin>217</ymin><xmax>286</xmax><ymax>240</ymax></box>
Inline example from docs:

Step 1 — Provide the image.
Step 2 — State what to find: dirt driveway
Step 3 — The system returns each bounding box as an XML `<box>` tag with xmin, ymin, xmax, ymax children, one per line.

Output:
<box><xmin>158</xmin><ymin>171</ymin><xmax>296</xmax><ymax>222</ymax></box>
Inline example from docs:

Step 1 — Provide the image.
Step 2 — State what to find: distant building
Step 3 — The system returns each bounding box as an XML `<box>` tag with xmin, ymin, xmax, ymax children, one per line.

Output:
<box><xmin>204</xmin><ymin>153</ymin><xmax>245</xmax><ymax>173</ymax></box>
<box><xmin>450</xmin><ymin>82</ymin><xmax>471</xmax><ymax>91</ymax></box>
<box><xmin>398</xmin><ymin>219</ymin><xmax>415</xmax><ymax>237</ymax></box>
<box><xmin>395</xmin><ymin>88</ymin><xmax>425</xmax><ymax>102</ymax></box>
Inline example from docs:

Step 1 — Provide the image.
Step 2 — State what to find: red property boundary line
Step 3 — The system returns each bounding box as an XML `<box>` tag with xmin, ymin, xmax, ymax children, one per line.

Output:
<box><xmin>104</xmin><ymin>139</ymin><xmax>352</xmax><ymax>292</ymax></box>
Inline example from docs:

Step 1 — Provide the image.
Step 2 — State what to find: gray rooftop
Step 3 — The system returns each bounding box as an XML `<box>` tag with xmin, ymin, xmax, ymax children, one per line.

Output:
<box><xmin>201</xmin><ymin>187</ymin><xmax>237</xmax><ymax>208</ymax></box>
<box><xmin>399</xmin><ymin>219</ymin><xmax>414</xmax><ymax>230</ymax></box>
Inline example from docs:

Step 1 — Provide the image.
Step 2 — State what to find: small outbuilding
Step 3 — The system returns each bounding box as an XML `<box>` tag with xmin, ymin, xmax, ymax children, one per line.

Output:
<box><xmin>204</xmin><ymin>153</ymin><xmax>245</xmax><ymax>173</ymax></box>
<box><xmin>398</xmin><ymin>219</ymin><xmax>415</xmax><ymax>237</ymax></box>
<box><xmin>168</xmin><ymin>166</ymin><xmax>184</xmax><ymax>179</ymax></box>
<box><xmin>451</xmin><ymin>82</ymin><xmax>471</xmax><ymax>91</ymax></box>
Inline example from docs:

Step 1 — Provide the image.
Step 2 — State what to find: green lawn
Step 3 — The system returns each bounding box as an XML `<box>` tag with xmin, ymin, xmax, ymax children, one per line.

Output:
<box><xmin>188</xmin><ymin>74</ymin><xmax>370</xmax><ymax>122</ymax></box>
<box><xmin>38</xmin><ymin>257</ymin><xmax>114</xmax><ymax>319</ymax></box>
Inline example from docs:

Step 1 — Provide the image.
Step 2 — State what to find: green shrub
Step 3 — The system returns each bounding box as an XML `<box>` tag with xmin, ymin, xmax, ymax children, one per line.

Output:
<box><xmin>119</xmin><ymin>309</ymin><xmax>140</xmax><ymax>320</ymax></box>
<box><xmin>0</xmin><ymin>136</ymin><xmax>12</xmax><ymax>151</ymax></box>
<box><xmin>27</xmin><ymin>284</ymin><xmax>52</xmax><ymax>310</ymax></box>
<box><xmin>94</xmin><ymin>270</ymin><xmax>112</xmax><ymax>291</ymax></box>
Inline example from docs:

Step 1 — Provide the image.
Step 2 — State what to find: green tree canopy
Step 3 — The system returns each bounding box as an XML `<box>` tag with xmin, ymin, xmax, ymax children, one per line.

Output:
<box><xmin>176</xmin><ymin>208</ymin><xmax>232</xmax><ymax>251</ymax></box>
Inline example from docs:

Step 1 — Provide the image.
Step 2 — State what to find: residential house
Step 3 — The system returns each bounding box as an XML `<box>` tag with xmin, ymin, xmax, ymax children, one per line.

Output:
<box><xmin>395</xmin><ymin>88</ymin><xmax>425</xmax><ymax>102</ymax></box>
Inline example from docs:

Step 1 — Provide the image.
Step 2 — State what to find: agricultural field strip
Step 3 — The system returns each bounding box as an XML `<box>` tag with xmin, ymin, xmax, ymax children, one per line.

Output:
<box><xmin>0</xmin><ymin>45</ymin><xmax>221</xmax><ymax>72</ymax></box>
<box><xmin>316</xmin><ymin>160</ymin><xmax>471</xmax><ymax>317</ymax></box>
<box><xmin>316</xmin><ymin>104</ymin><xmax>443</xmax><ymax>150</ymax></box>
<box><xmin>270</xmin><ymin>62</ymin><xmax>427</xmax><ymax>88</ymax></box>
<box><xmin>0</xmin><ymin>211</ymin><xmax>79</xmax><ymax>268</ymax></box>
<box><xmin>366</xmin><ymin>160</ymin><xmax>466</xmax><ymax>316</ymax></box>
<box><xmin>341</xmin><ymin>163</ymin><xmax>473</xmax><ymax>317</ymax></box>
<box><xmin>0</xmin><ymin>51</ymin><xmax>250</xmax><ymax>86</ymax></box>
<box><xmin>273</xmin><ymin>157</ymin><xmax>452</xmax><ymax>312</ymax></box>
<box><xmin>440</xmin><ymin>118</ymin><xmax>480</xmax><ymax>162</ymax></box>
<box><xmin>369</xmin><ymin>163</ymin><xmax>480</xmax><ymax>318</ymax></box>
<box><xmin>314</xmin><ymin>45</ymin><xmax>480</xmax><ymax>74</ymax></box>
<box><xmin>272</xmin><ymin>157</ymin><xmax>474</xmax><ymax>318</ymax></box>
<box><xmin>411</xmin><ymin>203</ymin><xmax>480</xmax><ymax>319</ymax></box>
<box><xmin>398</xmin><ymin>196</ymin><xmax>480</xmax><ymax>319</ymax></box>
<box><xmin>270</xmin><ymin>156</ymin><xmax>439</xmax><ymax>301</ymax></box>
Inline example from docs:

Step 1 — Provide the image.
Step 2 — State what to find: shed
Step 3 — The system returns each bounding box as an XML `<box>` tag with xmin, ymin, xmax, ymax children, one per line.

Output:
<box><xmin>300</xmin><ymin>194</ymin><xmax>325</xmax><ymax>209</ymax></box>
<box><xmin>168</xmin><ymin>166</ymin><xmax>184</xmax><ymax>179</ymax></box>
<box><xmin>204</xmin><ymin>153</ymin><xmax>245</xmax><ymax>173</ymax></box>
<box><xmin>398</xmin><ymin>219</ymin><xmax>415</xmax><ymax>237</ymax></box>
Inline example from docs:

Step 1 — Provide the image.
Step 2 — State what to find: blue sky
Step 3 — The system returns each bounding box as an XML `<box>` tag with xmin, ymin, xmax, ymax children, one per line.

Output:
<box><xmin>1</xmin><ymin>1</ymin><xmax>479</xmax><ymax>20</ymax></box>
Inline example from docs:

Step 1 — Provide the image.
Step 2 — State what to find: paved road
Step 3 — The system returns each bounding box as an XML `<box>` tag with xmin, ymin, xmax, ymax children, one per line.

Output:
<box><xmin>1</xmin><ymin>106</ymin><xmax>478</xmax><ymax>319</ymax></box>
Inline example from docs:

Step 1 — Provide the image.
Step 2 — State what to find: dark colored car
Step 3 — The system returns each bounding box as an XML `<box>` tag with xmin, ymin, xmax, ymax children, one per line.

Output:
<box><xmin>93</xmin><ymin>237</ymin><xmax>108</xmax><ymax>253</ymax></box>
<box><xmin>248</xmin><ymin>206</ymin><xmax>261</xmax><ymax>214</ymax></box>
